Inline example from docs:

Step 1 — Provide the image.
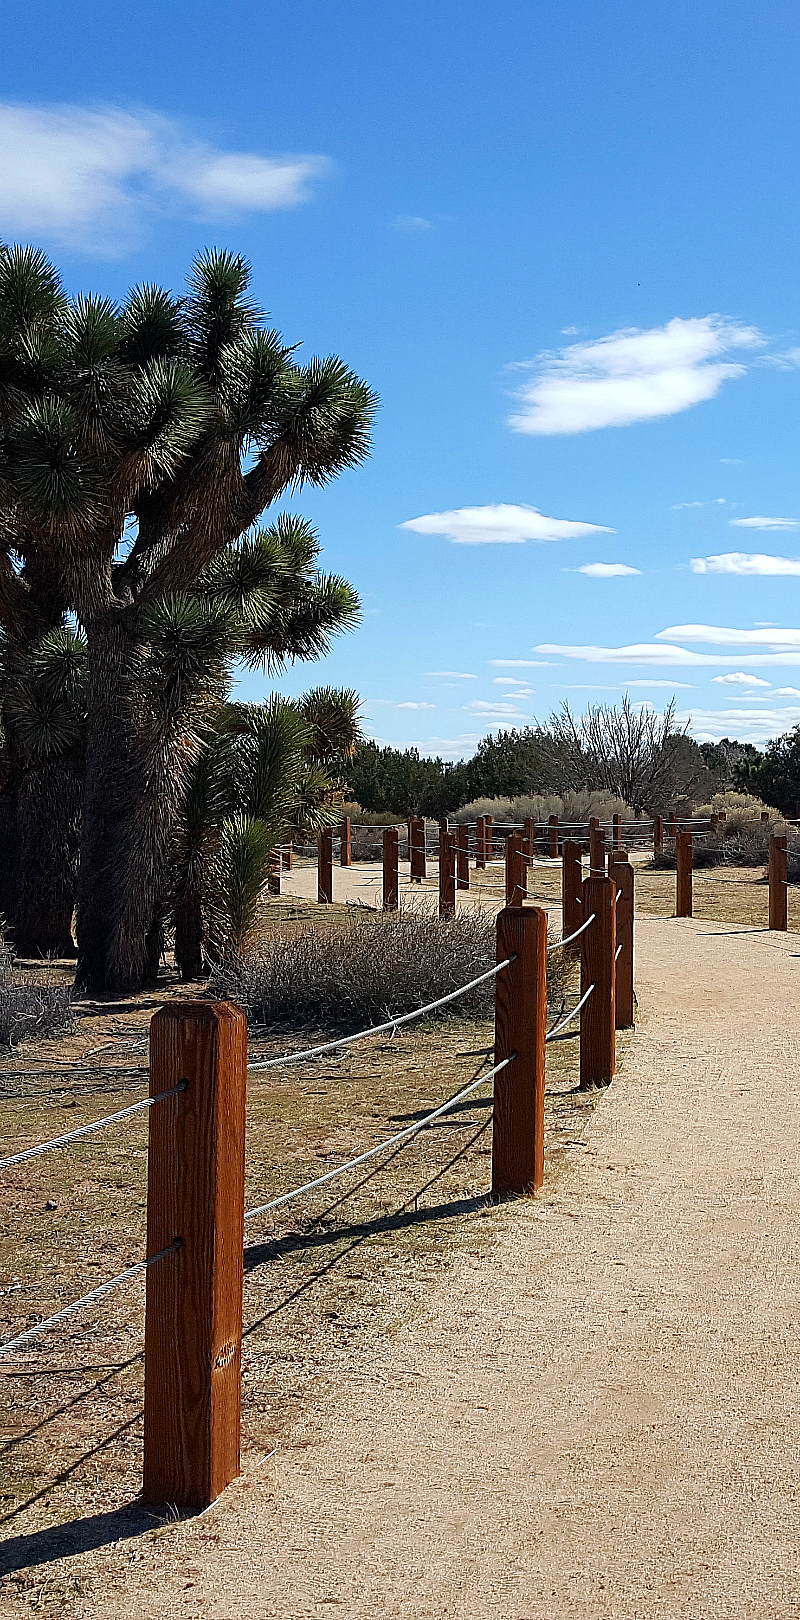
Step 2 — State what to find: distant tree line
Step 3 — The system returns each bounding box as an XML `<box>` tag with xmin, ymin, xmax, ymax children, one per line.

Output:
<box><xmin>348</xmin><ymin>700</ymin><xmax>790</xmax><ymax>818</ymax></box>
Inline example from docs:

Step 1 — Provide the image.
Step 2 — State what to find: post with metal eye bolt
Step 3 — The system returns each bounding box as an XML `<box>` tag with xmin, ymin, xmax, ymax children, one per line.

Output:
<box><xmin>505</xmin><ymin>831</ymin><xmax>525</xmax><ymax>905</ymax></box>
<box><xmin>383</xmin><ymin>825</ymin><xmax>399</xmax><ymax>911</ymax></box>
<box><xmin>562</xmin><ymin>840</ymin><xmax>583</xmax><ymax>946</ymax></box>
<box><xmin>456</xmin><ymin>821</ymin><xmax>470</xmax><ymax>890</ymax></box>
<box><xmin>144</xmin><ymin>1000</ymin><xmax>248</xmax><ymax>1511</ymax></box>
<box><xmin>439</xmin><ymin>824</ymin><xmax>456</xmax><ymax>917</ymax></box>
<box><xmin>492</xmin><ymin>905</ymin><xmax>548</xmax><ymax>1196</ymax></box>
<box><xmin>579</xmin><ymin>874</ymin><xmax>616</xmax><ymax>1089</ymax></box>
<box><xmin>610</xmin><ymin>851</ymin><xmax>635</xmax><ymax>1029</ymax></box>
<box><xmin>676</xmin><ymin>829</ymin><xmax>693</xmax><ymax>918</ymax></box>
<box><xmin>340</xmin><ymin>816</ymin><xmax>352</xmax><ymax>868</ymax></box>
<box><xmin>769</xmin><ymin>833</ymin><xmax>788</xmax><ymax>931</ymax></box>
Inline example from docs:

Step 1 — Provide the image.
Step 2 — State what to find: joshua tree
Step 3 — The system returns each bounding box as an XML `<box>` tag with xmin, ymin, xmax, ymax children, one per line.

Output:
<box><xmin>0</xmin><ymin>245</ymin><xmax>375</xmax><ymax>991</ymax></box>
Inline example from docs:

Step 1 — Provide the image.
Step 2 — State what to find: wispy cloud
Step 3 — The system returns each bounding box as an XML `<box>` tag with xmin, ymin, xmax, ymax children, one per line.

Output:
<box><xmin>692</xmin><ymin>553</ymin><xmax>800</xmax><ymax>576</ymax></box>
<box><xmin>577</xmin><ymin>562</ymin><xmax>641</xmax><ymax>578</ymax></box>
<box><xmin>775</xmin><ymin>687</ymin><xmax>800</xmax><ymax>697</ymax></box>
<box><xmin>506</xmin><ymin>316</ymin><xmax>762</xmax><ymax>436</ymax></box>
<box><xmin>672</xmin><ymin>498</ymin><xmax>727</xmax><ymax>510</ymax></box>
<box><xmin>0</xmin><ymin>101</ymin><xmax>327</xmax><ymax>251</ymax></box>
<box><xmin>367</xmin><ymin>699</ymin><xmax>436</xmax><ymax>710</ymax></box>
<box><xmin>657</xmin><ymin>624</ymin><xmax>800</xmax><ymax>647</ymax></box>
<box><xmin>493</xmin><ymin>677</ymin><xmax>532</xmax><ymax>687</ymax></box>
<box><xmin>392</xmin><ymin>213</ymin><xmax>433</xmax><ymax>232</ymax></box>
<box><xmin>712</xmin><ymin>672</ymin><xmax>771</xmax><ymax>687</ymax></box>
<box><xmin>490</xmin><ymin>659</ymin><xmax>551</xmax><ymax>668</ymax></box>
<box><xmin>401</xmin><ymin>503</ymin><xmax>612</xmax><ymax>546</ymax></box>
<box><xmin>679</xmin><ymin>706</ymin><xmax>800</xmax><ymax>744</ymax></box>
<box><xmin>535</xmin><ymin>640</ymin><xmax>800</xmax><ymax>667</ymax></box>
<box><xmin>465</xmin><ymin>700</ymin><xmax>531</xmax><ymax>720</ymax></box>
<box><xmin>729</xmin><ymin>516</ymin><xmax>800</xmax><ymax>530</ymax></box>
<box><xmin>423</xmin><ymin>670</ymin><xmax>477</xmax><ymax>679</ymax></box>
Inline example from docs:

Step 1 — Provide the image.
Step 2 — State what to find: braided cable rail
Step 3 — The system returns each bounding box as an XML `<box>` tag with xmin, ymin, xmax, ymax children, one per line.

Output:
<box><xmin>546</xmin><ymin>983</ymin><xmax>595</xmax><ymax>1040</ymax></box>
<box><xmin>0</xmin><ymin>1240</ymin><xmax>182</xmax><ymax>1362</ymax></box>
<box><xmin>0</xmin><ymin>1083</ymin><xmax>187</xmax><ymax>1171</ymax></box>
<box><xmin>244</xmin><ymin>1057</ymin><xmax>512</xmax><ymax>1223</ymax></box>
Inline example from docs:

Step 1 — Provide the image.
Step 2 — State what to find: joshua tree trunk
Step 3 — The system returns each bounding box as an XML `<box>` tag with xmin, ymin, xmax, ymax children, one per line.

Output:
<box><xmin>173</xmin><ymin>881</ymin><xmax>205</xmax><ymax>980</ymax></box>
<box><xmin>13</xmin><ymin>761</ymin><xmax>81</xmax><ymax>957</ymax></box>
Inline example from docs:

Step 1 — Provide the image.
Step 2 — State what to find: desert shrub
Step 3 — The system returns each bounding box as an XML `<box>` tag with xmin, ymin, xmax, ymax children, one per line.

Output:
<box><xmin>693</xmin><ymin>789</ymin><xmax>781</xmax><ymax>821</ymax></box>
<box><xmin>0</xmin><ymin>931</ymin><xmax>74</xmax><ymax>1047</ymax></box>
<box><xmin>652</xmin><ymin>820</ymin><xmax>798</xmax><ymax>870</ymax></box>
<box><xmin>453</xmin><ymin>790</ymin><xmax>636</xmax><ymax>828</ymax></box>
<box><xmin>213</xmin><ymin>908</ymin><xmax>573</xmax><ymax>1032</ymax></box>
<box><xmin>342</xmin><ymin>802</ymin><xmax>403</xmax><ymax>826</ymax></box>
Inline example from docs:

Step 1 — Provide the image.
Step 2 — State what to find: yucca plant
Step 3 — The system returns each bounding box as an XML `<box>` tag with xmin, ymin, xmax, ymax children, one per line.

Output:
<box><xmin>0</xmin><ymin>244</ymin><xmax>375</xmax><ymax>990</ymax></box>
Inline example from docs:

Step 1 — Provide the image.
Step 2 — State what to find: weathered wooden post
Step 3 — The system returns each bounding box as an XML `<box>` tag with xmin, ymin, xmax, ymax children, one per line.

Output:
<box><xmin>439</xmin><ymin>825</ymin><xmax>456</xmax><ymax>917</ymax></box>
<box><xmin>505</xmin><ymin>831</ymin><xmax>525</xmax><ymax>906</ymax></box>
<box><xmin>267</xmin><ymin>849</ymin><xmax>281</xmax><ymax>895</ymax></box>
<box><xmin>409</xmin><ymin>815</ymin><xmax>426</xmax><ymax>882</ymax></box>
<box><xmin>282</xmin><ymin>843</ymin><xmax>293</xmax><ymax>871</ymax></box>
<box><xmin>612</xmin><ymin>813</ymin><xmax>621</xmax><ymax>850</ymax></box>
<box><xmin>590</xmin><ymin>822</ymin><xmax>606</xmax><ymax>875</ymax></box>
<box><xmin>562</xmin><ymin>840</ymin><xmax>583</xmax><ymax>945</ymax></box>
<box><xmin>144</xmin><ymin>1001</ymin><xmax>247</xmax><ymax>1511</ymax></box>
<box><xmin>579</xmin><ymin>874</ymin><xmax>616</xmax><ymax>1089</ymax></box>
<box><xmin>610</xmin><ymin>852</ymin><xmax>634</xmax><ymax>1028</ymax></box>
<box><xmin>383</xmin><ymin>825</ymin><xmax>399</xmax><ymax>911</ymax></box>
<box><xmin>524</xmin><ymin>816</ymin><xmax>536</xmax><ymax>871</ymax></box>
<box><xmin>676</xmin><ymin>829</ymin><xmax>692</xmax><ymax>917</ymax></box>
<box><xmin>456</xmin><ymin>822</ymin><xmax>470</xmax><ymax>890</ymax></box>
<box><xmin>710</xmin><ymin>812</ymin><xmax>719</xmax><ymax>834</ymax></box>
<box><xmin>340</xmin><ymin>817</ymin><xmax>352</xmax><ymax>867</ymax></box>
<box><xmin>318</xmin><ymin>828</ymin><xmax>333</xmax><ymax>904</ymax></box>
<box><xmin>653</xmin><ymin>814</ymin><xmax>664</xmax><ymax>856</ymax></box>
<box><xmin>548</xmin><ymin>814</ymin><xmax>559</xmax><ymax>857</ymax></box>
<box><xmin>769</xmin><ymin>834</ymin><xmax>788</xmax><ymax>931</ymax></box>
<box><xmin>761</xmin><ymin>810</ymin><xmax>770</xmax><ymax>825</ymax></box>
<box><xmin>476</xmin><ymin>816</ymin><xmax>487</xmax><ymax>871</ymax></box>
<box><xmin>666</xmin><ymin>813</ymin><xmax>677</xmax><ymax>843</ymax></box>
<box><xmin>492</xmin><ymin>905</ymin><xmax>548</xmax><ymax>1196</ymax></box>
<box><xmin>485</xmin><ymin>814</ymin><xmax>494</xmax><ymax>863</ymax></box>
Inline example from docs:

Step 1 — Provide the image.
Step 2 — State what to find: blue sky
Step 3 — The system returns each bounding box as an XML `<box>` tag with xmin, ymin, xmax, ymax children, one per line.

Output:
<box><xmin>4</xmin><ymin>0</ymin><xmax>800</xmax><ymax>755</ymax></box>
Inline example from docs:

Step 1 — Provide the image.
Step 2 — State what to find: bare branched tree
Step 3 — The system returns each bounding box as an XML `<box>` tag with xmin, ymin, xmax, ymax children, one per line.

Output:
<box><xmin>540</xmin><ymin>697</ymin><xmax>704</xmax><ymax>814</ymax></box>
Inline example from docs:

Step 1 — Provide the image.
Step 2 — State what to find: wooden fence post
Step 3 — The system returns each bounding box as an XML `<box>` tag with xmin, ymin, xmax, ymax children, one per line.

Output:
<box><xmin>590</xmin><ymin>822</ymin><xmax>606</xmax><ymax>875</ymax></box>
<box><xmin>317</xmin><ymin>828</ymin><xmax>333</xmax><ymax>903</ymax></box>
<box><xmin>485</xmin><ymin>814</ymin><xmax>493</xmax><ymax>863</ymax></box>
<box><xmin>579</xmin><ymin>874</ymin><xmax>616</xmax><ymax>1089</ymax></box>
<box><xmin>505</xmin><ymin>831</ymin><xmax>525</xmax><ymax>906</ymax></box>
<box><xmin>476</xmin><ymin>816</ymin><xmax>487</xmax><ymax>870</ymax></box>
<box><xmin>610</xmin><ymin>852</ymin><xmax>634</xmax><ymax>1028</ymax></box>
<box><xmin>653</xmin><ymin>814</ymin><xmax>664</xmax><ymax>856</ymax></box>
<box><xmin>282</xmin><ymin>843</ymin><xmax>293</xmax><ymax>871</ymax></box>
<box><xmin>548</xmin><ymin>814</ymin><xmax>559</xmax><ymax>857</ymax></box>
<box><xmin>562</xmin><ymin>840</ymin><xmax>583</xmax><ymax>945</ymax></box>
<box><xmin>769</xmin><ymin>834</ymin><xmax>788</xmax><ymax>931</ymax></box>
<box><xmin>409</xmin><ymin>816</ymin><xmax>426</xmax><ymax>882</ymax></box>
<box><xmin>439</xmin><ymin>825</ymin><xmax>456</xmax><ymax>917</ymax></box>
<box><xmin>761</xmin><ymin>810</ymin><xmax>770</xmax><ymax>825</ymax></box>
<box><xmin>383</xmin><ymin>825</ymin><xmax>399</xmax><ymax>911</ymax></box>
<box><xmin>612</xmin><ymin>813</ymin><xmax>621</xmax><ymax>850</ymax></box>
<box><xmin>524</xmin><ymin>816</ymin><xmax>536</xmax><ymax>870</ymax></box>
<box><xmin>710</xmin><ymin>813</ymin><xmax>719</xmax><ymax>834</ymax></box>
<box><xmin>340</xmin><ymin>817</ymin><xmax>352</xmax><ymax>867</ymax></box>
<box><xmin>267</xmin><ymin>849</ymin><xmax>281</xmax><ymax>895</ymax></box>
<box><xmin>144</xmin><ymin>1001</ymin><xmax>247</xmax><ymax>1511</ymax></box>
<box><xmin>456</xmin><ymin>822</ymin><xmax>470</xmax><ymax>890</ymax></box>
<box><xmin>492</xmin><ymin>905</ymin><xmax>548</xmax><ymax>1196</ymax></box>
<box><xmin>676</xmin><ymin>829</ymin><xmax>692</xmax><ymax>917</ymax></box>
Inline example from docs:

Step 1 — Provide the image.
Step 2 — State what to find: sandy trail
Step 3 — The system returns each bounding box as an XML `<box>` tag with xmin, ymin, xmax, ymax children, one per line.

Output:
<box><xmin>38</xmin><ymin>916</ymin><xmax>800</xmax><ymax>1615</ymax></box>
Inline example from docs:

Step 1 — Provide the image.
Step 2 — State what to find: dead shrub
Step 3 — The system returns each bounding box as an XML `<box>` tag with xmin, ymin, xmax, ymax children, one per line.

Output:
<box><xmin>213</xmin><ymin>907</ymin><xmax>573</xmax><ymax>1032</ymax></box>
<box><xmin>0</xmin><ymin>935</ymin><xmax>74</xmax><ymax>1047</ymax></box>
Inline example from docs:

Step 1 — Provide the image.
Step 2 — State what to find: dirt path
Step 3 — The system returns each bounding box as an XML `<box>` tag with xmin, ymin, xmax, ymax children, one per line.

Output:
<box><xmin>12</xmin><ymin>914</ymin><xmax>800</xmax><ymax>1617</ymax></box>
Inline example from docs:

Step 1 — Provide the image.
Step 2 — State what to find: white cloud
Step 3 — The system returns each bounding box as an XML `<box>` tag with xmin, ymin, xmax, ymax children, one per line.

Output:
<box><xmin>657</xmin><ymin>624</ymin><xmax>800</xmax><ymax>647</ymax></box>
<box><xmin>401</xmin><ymin>502</ymin><xmax>612</xmax><ymax>546</ymax></box>
<box><xmin>775</xmin><ymin>687</ymin><xmax>800</xmax><ymax>697</ymax></box>
<box><xmin>712</xmin><ymin>672</ymin><xmax>771</xmax><ymax>687</ymax></box>
<box><xmin>490</xmin><ymin>658</ymin><xmax>551</xmax><ymax>668</ymax></box>
<box><xmin>366</xmin><ymin>699</ymin><xmax>435</xmax><ymax>710</ymax></box>
<box><xmin>535</xmin><ymin>638</ymin><xmax>800</xmax><ymax>667</ymax></box>
<box><xmin>465</xmin><ymin>700</ymin><xmax>531</xmax><ymax>720</ymax></box>
<box><xmin>577</xmin><ymin>562</ymin><xmax>641</xmax><ymax>577</ymax></box>
<box><xmin>691</xmin><ymin>553</ymin><xmax>800</xmax><ymax>576</ymax></box>
<box><xmin>0</xmin><ymin>101</ymin><xmax>327</xmax><ymax>251</ymax></box>
<box><xmin>396</xmin><ymin>701</ymin><xmax>435</xmax><ymax>710</ymax></box>
<box><xmin>672</xmin><ymin>501</ymin><xmax>706</xmax><ymax>510</ymax></box>
<box><xmin>393</xmin><ymin>214</ymin><xmax>433</xmax><ymax>232</ymax></box>
<box><xmin>626</xmin><ymin>679</ymin><xmax>694</xmax><ymax>688</ymax></box>
<box><xmin>680</xmin><ymin>707</ymin><xmax>800</xmax><ymax>744</ymax></box>
<box><xmin>423</xmin><ymin>670</ymin><xmax>477</xmax><ymax>679</ymax></box>
<box><xmin>506</xmin><ymin>316</ymin><xmax>762</xmax><ymax>436</ymax></box>
<box><xmin>493</xmin><ymin>677</ymin><xmax>530</xmax><ymax>686</ymax></box>
<box><xmin>729</xmin><ymin>516</ymin><xmax>800</xmax><ymax>530</ymax></box>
